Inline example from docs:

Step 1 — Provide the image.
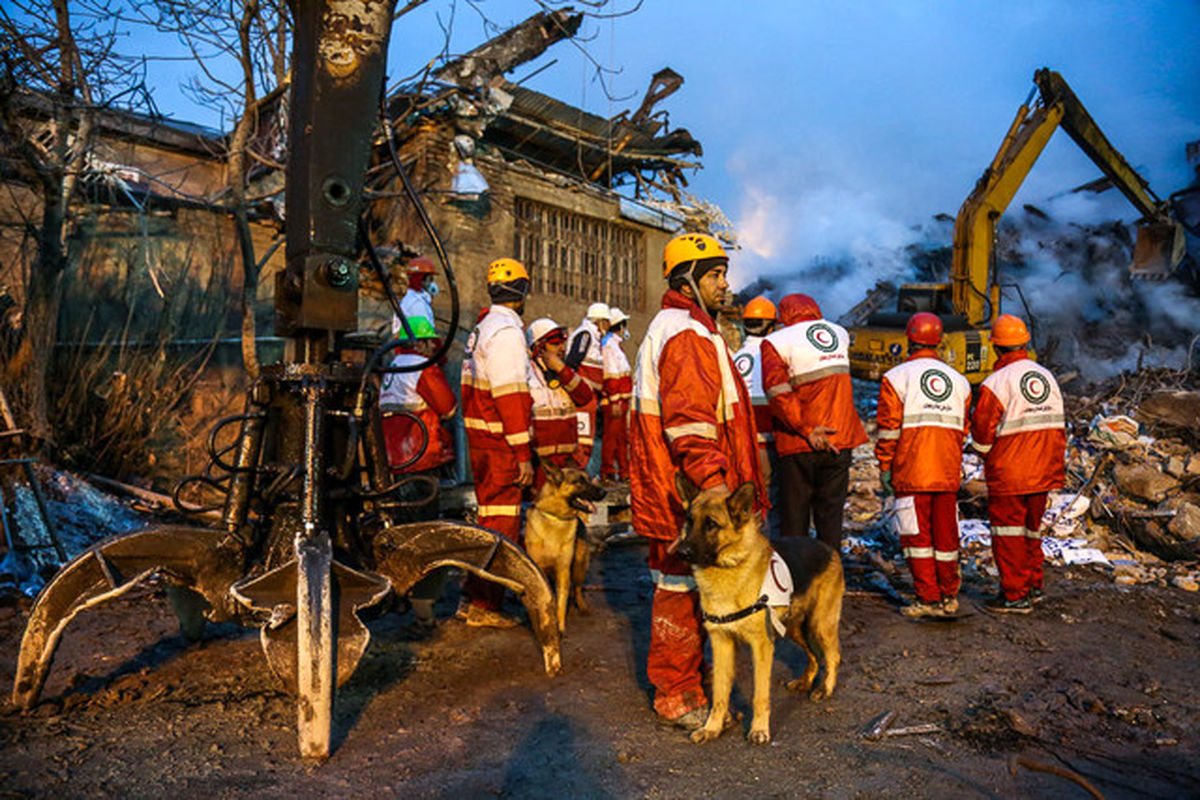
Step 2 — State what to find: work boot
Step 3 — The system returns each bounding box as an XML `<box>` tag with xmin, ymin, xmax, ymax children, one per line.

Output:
<box><xmin>657</xmin><ymin>704</ymin><xmax>710</xmax><ymax>731</ymax></box>
<box><xmin>983</xmin><ymin>594</ymin><xmax>1032</xmax><ymax>614</ymax></box>
<box><xmin>454</xmin><ymin>597</ymin><xmax>470</xmax><ymax>621</ymax></box>
<box><xmin>465</xmin><ymin>605</ymin><xmax>520</xmax><ymax>628</ymax></box>
<box><xmin>900</xmin><ymin>600</ymin><xmax>944</xmax><ymax>619</ymax></box>
<box><xmin>940</xmin><ymin>596</ymin><xmax>959</xmax><ymax>615</ymax></box>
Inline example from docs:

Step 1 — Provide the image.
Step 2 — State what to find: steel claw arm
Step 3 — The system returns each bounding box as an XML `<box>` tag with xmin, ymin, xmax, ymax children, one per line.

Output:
<box><xmin>12</xmin><ymin>526</ymin><xmax>244</xmax><ymax>710</ymax></box>
<box><xmin>370</xmin><ymin>520</ymin><xmax>562</xmax><ymax>676</ymax></box>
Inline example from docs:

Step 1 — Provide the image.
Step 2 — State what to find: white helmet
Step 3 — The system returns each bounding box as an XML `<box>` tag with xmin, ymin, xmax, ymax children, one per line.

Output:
<box><xmin>526</xmin><ymin>317</ymin><xmax>565</xmax><ymax>348</ymax></box>
<box><xmin>608</xmin><ymin>306</ymin><xmax>629</xmax><ymax>326</ymax></box>
<box><xmin>586</xmin><ymin>302</ymin><xmax>611</xmax><ymax>321</ymax></box>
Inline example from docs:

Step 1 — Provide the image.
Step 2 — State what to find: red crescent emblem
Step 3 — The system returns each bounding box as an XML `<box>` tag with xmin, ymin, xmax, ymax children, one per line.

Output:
<box><xmin>769</xmin><ymin>557</ymin><xmax>788</xmax><ymax>592</ymax></box>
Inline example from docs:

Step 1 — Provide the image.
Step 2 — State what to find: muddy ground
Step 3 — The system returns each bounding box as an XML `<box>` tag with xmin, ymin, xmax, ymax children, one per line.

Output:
<box><xmin>1</xmin><ymin>537</ymin><xmax>1198</xmax><ymax>799</ymax></box>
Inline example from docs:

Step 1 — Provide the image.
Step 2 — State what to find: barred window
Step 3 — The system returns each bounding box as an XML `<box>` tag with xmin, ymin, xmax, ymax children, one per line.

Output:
<box><xmin>513</xmin><ymin>196</ymin><xmax>645</xmax><ymax>311</ymax></box>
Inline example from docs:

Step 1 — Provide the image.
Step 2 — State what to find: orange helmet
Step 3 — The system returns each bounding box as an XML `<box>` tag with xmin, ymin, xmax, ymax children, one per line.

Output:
<box><xmin>662</xmin><ymin>232</ymin><xmax>727</xmax><ymax>277</ymax></box>
<box><xmin>487</xmin><ymin>258</ymin><xmax>529</xmax><ymax>284</ymax></box>
<box><xmin>991</xmin><ymin>313</ymin><xmax>1030</xmax><ymax>347</ymax></box>
<box><xmin>408</xmin><ymin>256</ymin><xmax>436</xmax><ymax>276</ymax></box>
<box><xmin>743</xmin><ymin>296</ymin><xmax>776</xmax><ymax>321</ymax></box>
<box><xmin>779</xmin><ymin>293</ymin><xmax>821</xmax><ymax>325</ymax></box>
<box><xmin>905</xmin><ymin>312</ymin><xmax>943</xmax><ymax>346</ymax></box>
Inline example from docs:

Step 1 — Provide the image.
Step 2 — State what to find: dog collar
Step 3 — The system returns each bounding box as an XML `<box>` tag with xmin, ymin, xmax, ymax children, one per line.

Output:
<box><xmin>702</xmin><ymin>595</ymin><xmax>769</xmax><ymax>625</ymax></box>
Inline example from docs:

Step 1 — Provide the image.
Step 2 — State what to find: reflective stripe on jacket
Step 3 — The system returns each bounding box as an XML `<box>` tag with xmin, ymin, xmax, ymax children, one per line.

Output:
<box><xmin>761</xmin><ymin>319</ymin><xmax>867</xmax><ymax>456</ymax></box>
<box><xmin>629</xmin><ymin>290</ymin><xmax>766</xmax><ymax>541</ymax></box>
<box><xmin>530</xmin><ymin>363</ymin><xmax>594</xmax><ymax>458</ymax></box>
<box><xmin>380</xmin><ymin>351</ymin><xmax>457</xmax><ymax>472</ymax></box>
<box><xmin>461</xmin><ymin>305</ymin><xmax>533</xmax><ymax>460</ymax></box>
<box><xmin>875</xmin><ymin>351</ymin><xmax>970</xmax><ymax>493</ymax></box>
<box><xmin>733</xmin><ymin>335</ymin><xmax>773</xmax><ymax>444</ymax></box>
<box><xmin>971</xmin><ymin>351</ymin><xmax>1066</xmax><ymax>495</ymax></box>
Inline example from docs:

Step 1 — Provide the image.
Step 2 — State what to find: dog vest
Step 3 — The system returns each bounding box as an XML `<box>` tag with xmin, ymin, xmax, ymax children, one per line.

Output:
<box><xmin>701</xmin><ymin>550</ymin><xmax>793</xmax><ymax>637</ymax></box>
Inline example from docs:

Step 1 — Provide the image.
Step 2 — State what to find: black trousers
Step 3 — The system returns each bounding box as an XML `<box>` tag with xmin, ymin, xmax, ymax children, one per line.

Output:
<box><xmin>777</xmin><ymin>449</ymin><xmax>852</xmax><ymax>549</ymax></box>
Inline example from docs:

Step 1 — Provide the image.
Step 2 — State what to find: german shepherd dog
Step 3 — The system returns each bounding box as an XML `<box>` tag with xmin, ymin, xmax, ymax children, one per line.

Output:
<box><xmin>673</xmin><ymin>474</ymin><xmax>844</xmax><ymax>745</ymax></box>
<box><xmin>525</xmin><ymin>463</ymin><xmax>607</xmax><ymax>632</ymax></box>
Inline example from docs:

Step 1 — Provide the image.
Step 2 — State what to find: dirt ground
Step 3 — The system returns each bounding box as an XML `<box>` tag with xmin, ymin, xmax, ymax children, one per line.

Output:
<box><xmin>1</xmin><ymin>535</ymin><xmax>1198</xmax><ymax>799</ymax></box>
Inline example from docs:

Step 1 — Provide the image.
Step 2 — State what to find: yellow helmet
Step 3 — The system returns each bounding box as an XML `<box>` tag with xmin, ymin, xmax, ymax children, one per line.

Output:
<box><xmin>662</xmin><ymin>233</ymin><xmax>727</xmax><ymax>277</ymax></box>
<box><xmin>487</xmin><ymin>258</ymin><xmax>529</xmax><ymax>284</ymax></box>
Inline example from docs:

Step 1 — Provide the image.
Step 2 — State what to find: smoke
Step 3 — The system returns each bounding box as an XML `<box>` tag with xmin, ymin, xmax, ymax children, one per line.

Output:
<box><xmin>728</xmin><ymin>161</ymin><xmax>1200</xmax><ymax>382</ymax></box>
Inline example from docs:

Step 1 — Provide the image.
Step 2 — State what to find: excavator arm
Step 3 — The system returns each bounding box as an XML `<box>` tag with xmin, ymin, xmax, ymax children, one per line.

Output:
<box><xmin>951</xmin><ymin>68</ymin><xmax>1185</xmax><ymax>327</ymax></box>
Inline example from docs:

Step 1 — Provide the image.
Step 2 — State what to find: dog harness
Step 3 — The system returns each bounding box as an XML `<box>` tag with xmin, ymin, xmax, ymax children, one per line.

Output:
<box><xmin>701</xmin><ymin>551</ymin><xmax>793</xmax><ymax>636</ymax></box>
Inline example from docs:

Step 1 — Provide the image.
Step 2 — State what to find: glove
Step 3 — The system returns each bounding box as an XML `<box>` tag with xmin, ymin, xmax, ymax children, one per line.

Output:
<box><xmin>880</xmin><ymin>470</ymin><xmax>893</xmax><ymax>496</ymax></box>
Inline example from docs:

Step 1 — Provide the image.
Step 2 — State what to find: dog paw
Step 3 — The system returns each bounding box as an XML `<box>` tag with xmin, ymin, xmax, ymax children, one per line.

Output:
<box><xmin>747</xmin><ymin>728</ymin><xmax>771</xmax><ymax>745</ymax></box>
<box><xmin>689</xmin><ymin>727</ymin><xmax>722</xmax><ymax>744</ymax></box>
<box><xmin>573</xmin><ymin>597</ymin><xmax>591</xmax><ymax>615</ymax></box>
<box><xmin>809</xmin><ymin>686</ymin><xmax>832</xmax><ymax>702</ymax></box>
<box><xmin>784</xmin><ymin>677</ymin><xmax>812</xmax><ymax>693</ymax></box>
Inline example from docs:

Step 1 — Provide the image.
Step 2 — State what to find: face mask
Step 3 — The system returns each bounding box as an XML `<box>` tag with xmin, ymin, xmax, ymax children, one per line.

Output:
<box><xmin>622</xmin><ymin>329</ymin><xmax>630</xmax><ymax>341</ymax></box>
<box><xmin>426</xmin><ymin>279</ymin><xmax>439</xmax><ymax>297</ymax></box>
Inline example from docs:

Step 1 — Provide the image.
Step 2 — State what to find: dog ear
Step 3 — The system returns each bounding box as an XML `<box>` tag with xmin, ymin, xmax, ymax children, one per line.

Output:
<box><xmin>726</xmin><ymin>482</ymin><xmax>758</xmax><ymax>526</ymax></box>
<box><xmin>543</xmin><ymin>460</ymin><xmax>564</xmax><ymax>484</ymax></box>
<box><xmin>675</xmin><ymin>472</ymin><xmax>701</xmax><ymax>506</ymax></box>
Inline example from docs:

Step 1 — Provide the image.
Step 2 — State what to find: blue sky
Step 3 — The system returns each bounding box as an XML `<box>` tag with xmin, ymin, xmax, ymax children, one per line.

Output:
<box><xmin>138</xmin><ymin>1</ymin><xmax>1200</xmax><ymax>300</ymax></box>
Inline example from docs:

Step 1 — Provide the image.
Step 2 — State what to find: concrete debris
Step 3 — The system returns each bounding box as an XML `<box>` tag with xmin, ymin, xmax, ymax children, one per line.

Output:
<box><xmin>1113</xmin><ymin>463</ymin><xmax>1179</xmax><ymax>503</ymax></box>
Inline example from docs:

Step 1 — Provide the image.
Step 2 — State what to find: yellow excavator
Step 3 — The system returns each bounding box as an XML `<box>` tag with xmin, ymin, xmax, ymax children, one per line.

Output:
<box><xmin>848</xmin><ymin>68</ymin><xmax>1186</xmax><ymax>383</ymax></box>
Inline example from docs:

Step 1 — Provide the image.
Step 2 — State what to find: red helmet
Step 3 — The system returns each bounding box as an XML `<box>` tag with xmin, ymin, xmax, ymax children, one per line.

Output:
<box><xmin>991</xmin><ymin>314</ymin><xmax>1031</xmax><ymax>347</ymax></box>
<box><xmin>779</xmin><ymin>293</ymin><xmax>821</xmax><ymax>325</ymax></box>
<box><xmin>905</xmin><ymin>312</ymin><xmax>943</xmax><ymax>346</ymax></box>
<box><xmin>407</xmin><ymin>256</ymin><xmax>436</xmax><ymax>276</ymax></box>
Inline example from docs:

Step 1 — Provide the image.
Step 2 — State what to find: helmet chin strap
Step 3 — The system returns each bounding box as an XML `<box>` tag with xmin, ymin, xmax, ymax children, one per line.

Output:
<box><xmin>683</xmin><ymin>261</ymin><xmax>717</xmax><ymax>319</ymax></box>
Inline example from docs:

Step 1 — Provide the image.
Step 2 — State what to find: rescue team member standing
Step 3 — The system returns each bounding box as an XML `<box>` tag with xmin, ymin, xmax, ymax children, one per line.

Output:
<box><xmin>599</xmin><ymin>306</ymin><xmax>632</xmax><ymax>483</ymax></box>
<box><xmin>630</xmin><ymin>232</ymin><xmax>765</xmax><ymax>730</ymax></box>
<box><xmin>527</xmin><ymin>318</ymin><xmax>595</xmax><ymax>487</ymax></box>
<box><xmin>379</xmin><ymin>315</ymin><xmax>458</xmax><ymax>632</ymax></box>
<box><xmin>760</xmin><ymin>293</ymin><xmax>866</xmax><ymax>549</ymax></box>
<box><xmin>459</xmin><ymin>258</ymin><xmax>535</xmax><ymax>628</ymax></box>
<box><xmin>396</xmin><ymin>255</ymin><xmax>438</xmax><ymax>331</ymax></box>
<box><xmin>875</xmin><ymin>313</ymin><xmax>971</xmax><ymax>619</ymax></box>
<box><xmin>566</xmin><ymin>303</ymin><xmax>611</xmax><ymax>467</ymax></box>
<box><xmin>971</xmin><ymin>314</ymin><xmax>1066</xmax><ymax>614</ymax></box>
<box><xmin>733</xmin><ymin>296</ymin><xmax>778</xmax><ymax>530</ymax></box>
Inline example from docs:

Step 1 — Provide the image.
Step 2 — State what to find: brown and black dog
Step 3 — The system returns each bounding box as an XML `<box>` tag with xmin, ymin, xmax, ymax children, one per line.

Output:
<box><xmin>524</xmin><ymin>463</ymin><xmax>607</xmax><ymax>632</ymax></box>
<box><xmin>673</xmin><ymin>473</ymin><xmax>844</xmax><ymax>745</ymax></box>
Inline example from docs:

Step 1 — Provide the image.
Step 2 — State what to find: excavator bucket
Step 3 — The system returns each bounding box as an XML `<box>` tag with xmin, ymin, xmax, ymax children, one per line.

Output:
<box><xmin>370</xmin><ymin>520</ymin><xmax>562</xmax><ymax>676</ymax></box>
<box><xmin>12</xmin><ymin>525</ymin><xmax>244</xmax><ymax>710</ymax></box>
<box><xmin>1130</xmin><ymin>221</ymin><xmax>1185</xmax><ymax>279</ymax></box>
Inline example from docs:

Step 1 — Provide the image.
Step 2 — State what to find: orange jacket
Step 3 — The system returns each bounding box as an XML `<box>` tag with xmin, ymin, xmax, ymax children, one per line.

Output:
<box><xmin>380</xmin><ymin>351</ymin><xmax>457</xmax><ymax>473</ymax></box>
<box><xmin>460</xmin><ymin>305</ymin><xmax>533</xmax><ymax>461</ymax></box>
<box><xmin>629</xmin><ymin>291</ymin><xmax>766</xmax><ymax>541</ymax></box>
<box><xmin>568</xmin><ymin>317</ymin><xmax>605</xmax><ymax>395</ymax></box>
<box><xmin>875</xmin><ymin>350</ymin><xmax>970</xmax><ymax>493</ymax></box>
<box><xmin>760</xmin><ymin>319</ymin><xmax>867</xmax><ymax>456</ymax></box>
<box><xmin>530</xmin><ymin>363</ymin><xmax>594</xmax><ymax>460</ymax></box>
<box><xmin>971</xmin><ymin>351</ymin><xmax>1066</xmax><ymax>495</ymax></box>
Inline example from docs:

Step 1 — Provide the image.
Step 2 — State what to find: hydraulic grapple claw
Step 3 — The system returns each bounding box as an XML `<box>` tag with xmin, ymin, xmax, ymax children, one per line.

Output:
<box><xmin>371</xmin><ymin>520</ymin><xmax>563</xmax><ymax>676</ymax></box>
<box><xmin>12</xmin><ymin>525</ymin><xmax>243</xmax><ymax>710</ymax></box>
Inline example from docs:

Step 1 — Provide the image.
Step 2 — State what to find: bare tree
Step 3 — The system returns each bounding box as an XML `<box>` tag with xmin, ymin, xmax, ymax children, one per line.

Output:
<box><xmin>0</xmin><ymin>0</ymin><xmax>149</xmax><ymax>444</ymax></box>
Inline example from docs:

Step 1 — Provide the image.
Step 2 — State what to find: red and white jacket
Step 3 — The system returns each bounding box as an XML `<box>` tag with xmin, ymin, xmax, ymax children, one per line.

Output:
<box><xmin>732</xmin><ymin>334</ymin><xmax>772</xmax><ymax>448</ymax></box>
<box><xmin>530</xmin><ymin>362</ymin><xmax>594</xmax><ymax>460</ymax></box>
<box><xmin>601</xmin><ymin>333</ymin><xmax>632</xmax><ymax>410</ymax></box>
<box><xmin>629</xmin><ymin>291</ymin><xmax>766</xmax><ymax>541</ymax></box>
<box><xmin>568</xmin><ymin>317</ymin><xmax>605</xmax><ymax>395</ymax></box>
<box><xmin>761</xmin><ymin>319</ymin><xmax>867</xmax><ymax>456</ymax></box>
<box><xmin>460</xmin><ymin>305</ymin><xmax>533</xmax><ymax>462</ymax></box>
<box><xmin>971</xmin><ymin>351</ymin><xmax>1066</xmax><ymax>495</ymax></box>
<box><xmin>379</xmin><ymin>351</ymin><xmax>457</xmax><ymax>473</ymax></box>
<box><xmin>875</xmin><ymin>350</ymin><xmax>971</xmax><ymax>493</ymax></box>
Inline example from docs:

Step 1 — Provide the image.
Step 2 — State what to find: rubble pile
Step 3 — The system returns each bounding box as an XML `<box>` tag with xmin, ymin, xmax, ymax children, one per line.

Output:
<box><xmin>843</xmin><ymin>366</ymin><xmax>1200</xmax><ymax>594</ymax></box>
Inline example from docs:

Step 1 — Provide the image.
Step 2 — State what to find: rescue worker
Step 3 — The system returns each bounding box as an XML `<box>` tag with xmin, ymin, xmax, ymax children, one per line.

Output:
<box><xmin>527</xmin><ymin>317</ymin><xmax>595</xmax><ymax>487</ymax></box>
<box><xmin>459</xmin><ymin>258</ymin><xmax>535</xmax><ymax>628</ymax></box>
<box><xmin>395</xmin><ymin>255</ymin><xmax>437</xmax><ymax>332</ymax></box>
<box><xmin>971</xmin><ymin>314</ymin><xmax>1066</xmax><ymax>613</ymax></box>
<box><xmin>566</xmin><ymin>302</ymin><xmax>610</xmax><ymax>467</ymax></box>
<box><xmin>733</xmin><ymin>296</ymin><xmax>778</xmax><ymax>529</ymax></box>
<box><xmin>630</xmin><ymin>232</ymin><xmax>766</xmax><ymax>730</ymax></box>
<box><xmin>875</xmin><ymin>312</ymin><xmax>971</xmax><ymax>618</ymax></box>
<box><xmin>599</xmin><ymin>306</ymin><xmax>632</xmax><ymax>483</ymax></box>
<box><xmin>379</xmin><ymin>315</ymin><xmax>458</xmax><ymax>632</ymax></box>
<box><xmin>760</xmin><ymin>293</ymin><xmax>867</xmax><ymax>549</ymax></box>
